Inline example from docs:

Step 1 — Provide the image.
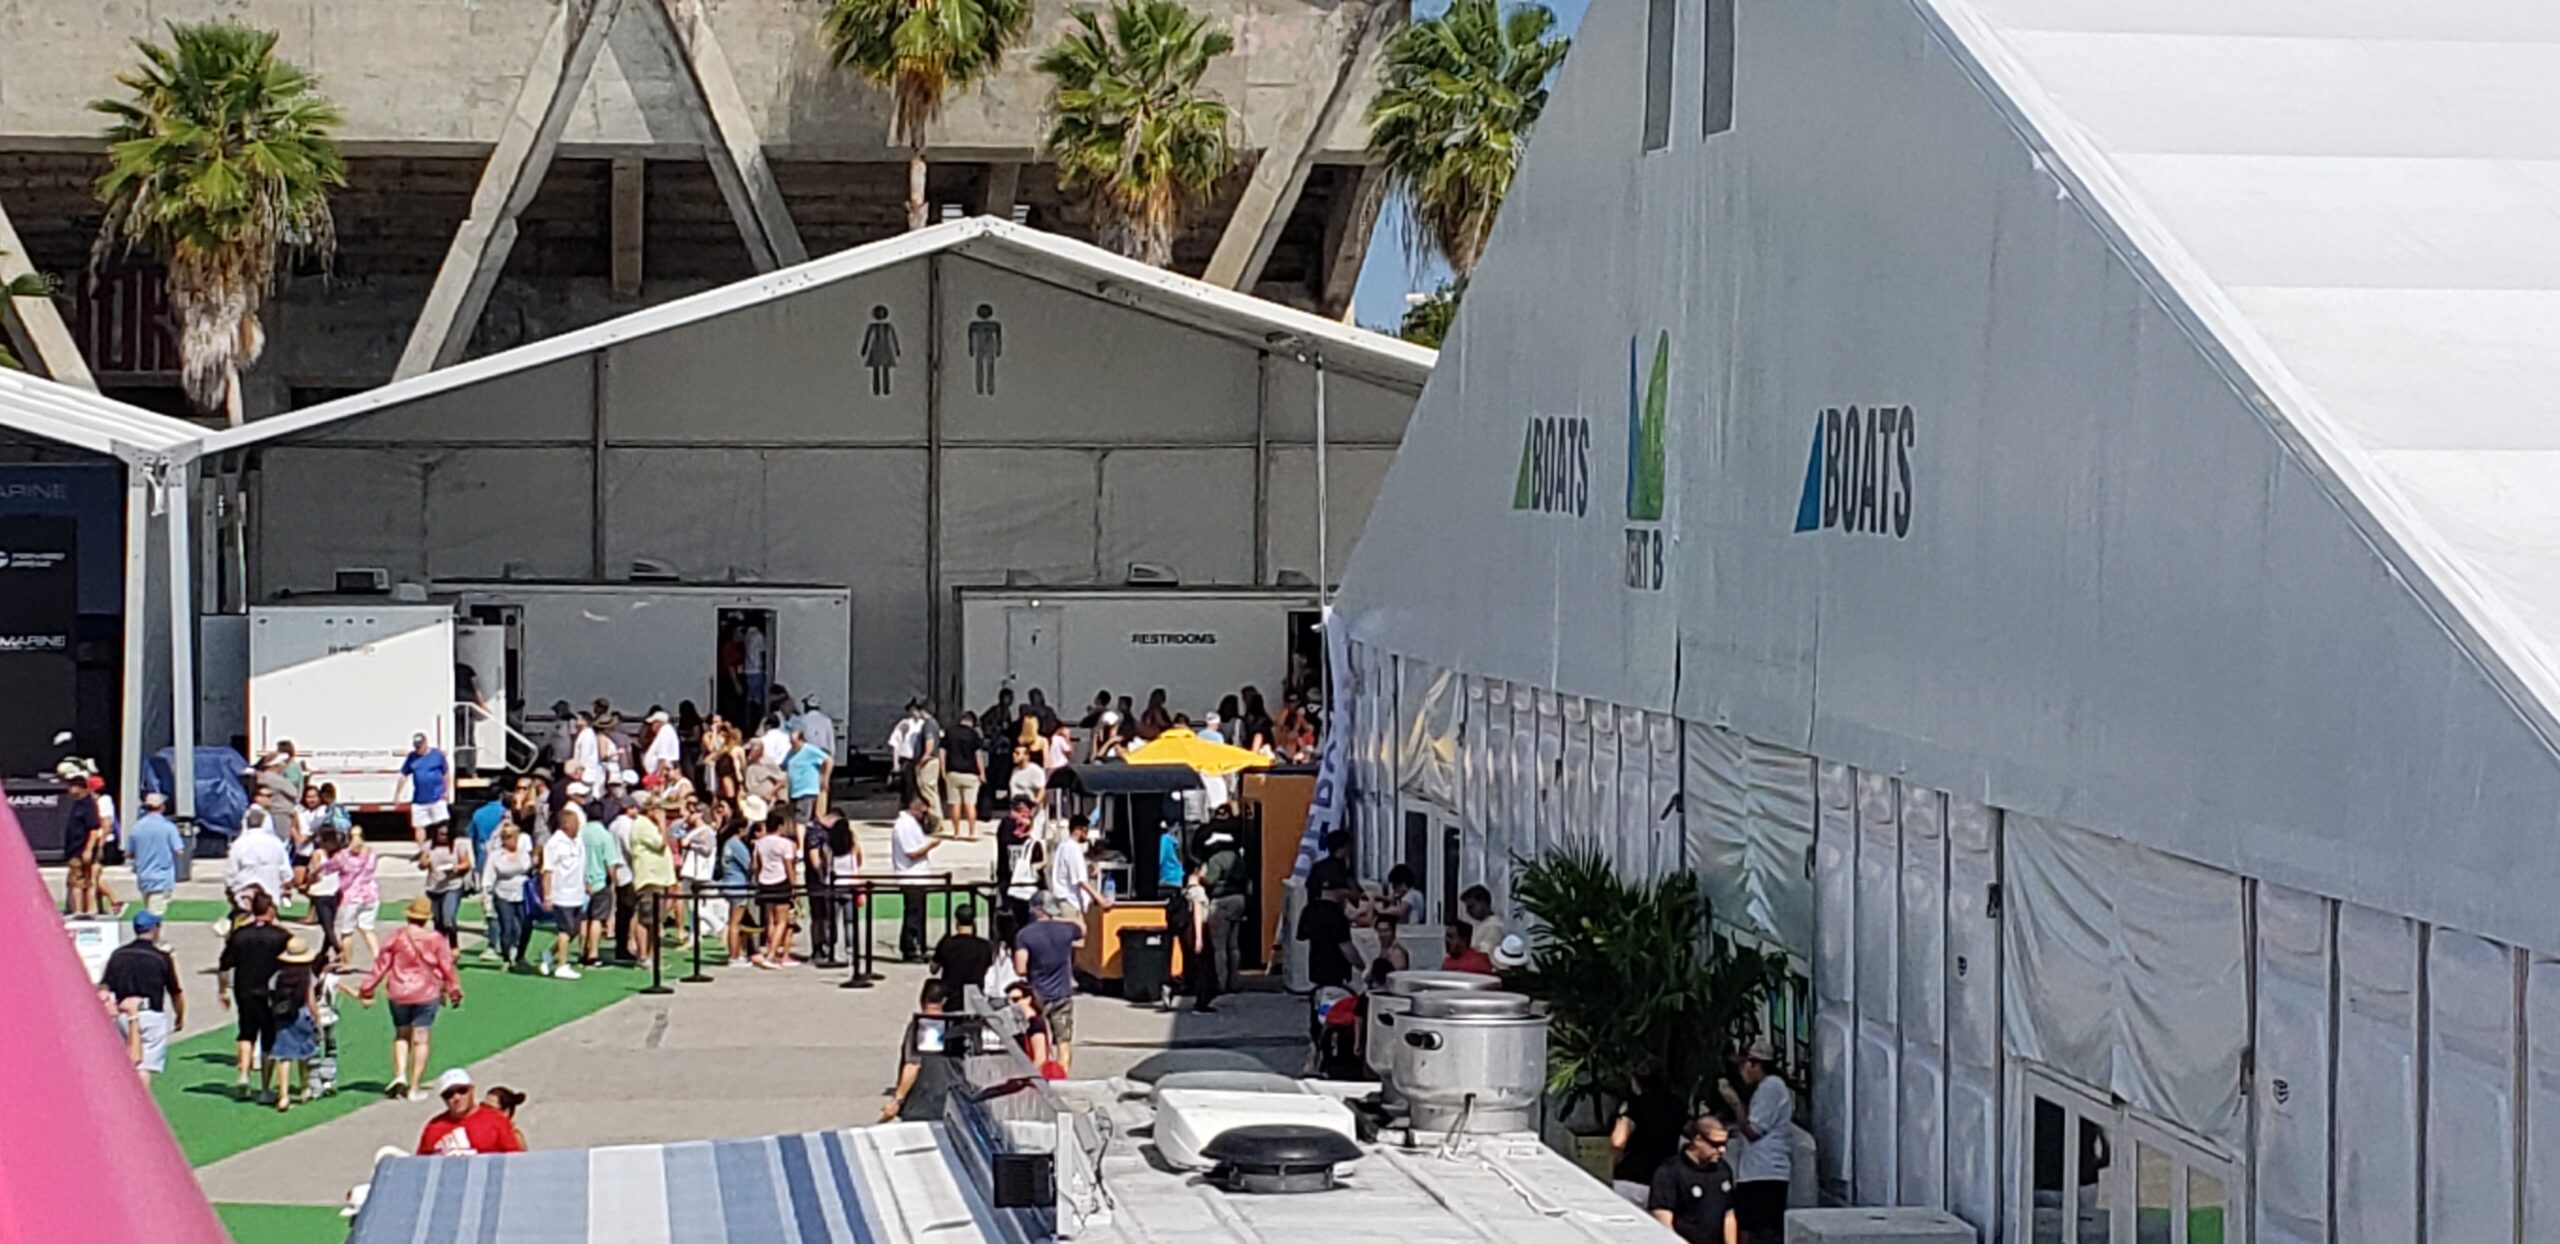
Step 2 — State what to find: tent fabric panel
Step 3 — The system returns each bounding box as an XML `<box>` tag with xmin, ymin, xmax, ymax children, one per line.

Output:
<box><xmin>1587</xmin><ymin>702</ymin><xmax>1620</xmax><ymax>868</ymax></box>
<box><xmin>1645</xmin><ymin>714</ymin><xmax>1682</xmax><ymax>884</ymax></box>
<box><xmin>315</xmin><ymin>355</ymin><xmax>593</xmax><ymax>446</ymax></box>
<box><xmin>1262</xmin><ymin>446</ymin><xmax>1395</xmax><ymax>589</ymax></box>
<box><xmin>601</xmin><ymin>270</ymin><xmax>930</xmax><ymax>446</ymax></box>
<box><xmin>2424</xmin><ymin>930</ymin><xmax>2518</xmax><ymax>1244</ymax></box>
<box><xmin>757</xmin><ymin>450</ymin><xmax>931</xmax><ymax>743</ymax></box>
<box><xmin>1511</xmin><ymin>683</ymin><xmax>1540</xmax><ymax>867</ymax></box>
<box><xmin>2252</xmin><ymin>884</ymin><xmax>2334</xmax><ymax>1244</ymax></box>
<box><xmin>1397</xmin><ymin>658</ymin><xmax>1460</xmax><ymax>811</ymax></box>
<box><xmin>938</xmin><ymin>449</ymin><xmax>1100</xmax><ymax>585</ymax></box>
<box><xmin>1481</xmin><ymin>681</ymin><xmax>1515</xmax><ymax>901</ymax></box>
<box><xmin>1943</xmin><ymin>794</ymin><xmax>2000</xmax><ymax>1240</ymax></box>
<box><xmin>1810</xmin><ymin>759</ymin><xmax>1856</xmax><ymax>1196</ymax></box>
<box><xmin>2335</xmin><ymin>902</ymin><xmax>2422</xmax><ymax>1244</ymax></box>
<box><xmin>255</xmin><ymin>447</ymin><xmax>430</xmax><ymax>591</ymax></box>
<box><xmin>1687</xmin><ymin>722</ymin><xmax>1751</xmax><ymax>929</ymax></box>
<box><xmin>1614</xmin><ymin>707</ymin><xmax>1651</xmax><ymax>877</ymax></box>
<box><xmin>1261</xmin><ymin>362</ymin><xmax>1416</xmax><ymax>446</ymax></box>
<box><xmin>1745</xmin><ymin>737</ymin><xmax>1817</xmax><ymax>958</ymax></box>
<box><xmin>1460</xmin><ymin>678</ymin><xmax>1493</xmax><ymax>892</ymax></box>
<box><xmin>603</xmin><ymin>448</ymin><xmax>766</xmax><ymax>580</ymax></box>
<box><xmin>1096</xmin><ymin>448</ymin><xmax>1255</xmax><ymax>587</ymax></box>
<box><xmin>1534</xmin><ymin>689</ymin><xmax>1564</xmax><ymax>857</ymax></box>
<box><xmin>1895</xmin><ymin>786</ymin><xmax>1947</xmax><ymax>1210</ymax></box>
<box><xmin>2524</xmin><ymin>957</ymin><xmax>2560</xmax><ymax>1242</ymax></box>
<box><xmin>422</xmin><ymin>447</ymin><xmax>593</xmax><ymax>581</ymax></box>
<box><xmin>1561</xmin><ymin>696</ymin><xmax>1593</xmax><ymax>848</ymax></box>
<box><xmin>1851</xmin><ymin>769</ymin><xmax>1899</xmax><ymax>1207</ymax></box>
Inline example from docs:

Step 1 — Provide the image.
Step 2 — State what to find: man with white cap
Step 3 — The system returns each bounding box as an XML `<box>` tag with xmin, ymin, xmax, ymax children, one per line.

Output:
<box><xmin>641</xmin><ymin>709</ymin><xmax>681</xmax><ymax>778</ymax></box>
<box><xmin>1718</xmin><ymin>1039</ymin><xmax>1796</xmax><ymax>1243</ymax></box>
<box><xmin>415</xmin><ymin>1068</ymin><xmax>524</xmax><ymax>1156</ymax></box>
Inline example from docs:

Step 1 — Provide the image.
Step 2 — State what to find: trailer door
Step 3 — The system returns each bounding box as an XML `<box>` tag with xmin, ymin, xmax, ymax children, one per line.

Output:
<box><xmin>1005</xmin><ymin>605</ymin><xmax>1064</xmax><ymax>701</ymax></box>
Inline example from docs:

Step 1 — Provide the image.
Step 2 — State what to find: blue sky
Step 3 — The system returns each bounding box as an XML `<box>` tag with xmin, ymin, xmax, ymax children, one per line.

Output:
<box><xmin>1347</xmin><ymin>0</ymin><xmax>1592</xmax><ymax>331</ymax></box>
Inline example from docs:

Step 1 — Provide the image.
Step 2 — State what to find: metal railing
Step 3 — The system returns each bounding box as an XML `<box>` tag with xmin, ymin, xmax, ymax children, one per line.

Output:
<box><xmin>622</xmin><ymin>873</ymin><xmax>1008</xmax><ymax>997</ymax></box>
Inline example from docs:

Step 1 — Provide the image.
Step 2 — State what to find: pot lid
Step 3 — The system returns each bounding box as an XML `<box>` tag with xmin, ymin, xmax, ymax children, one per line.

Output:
<box><xmin>1386</xmin><ymin>969</ymin><xmax>1503</xmax><ymax>995</ymax></box>
<box><xmin>1411</xmin><ymin>990</ymin><xmax>1537</xmax><ymax>1020</ymax></box>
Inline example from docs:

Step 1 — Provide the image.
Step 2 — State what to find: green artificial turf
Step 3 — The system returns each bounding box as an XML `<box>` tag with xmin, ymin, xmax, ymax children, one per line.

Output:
<box><xmin>215</xmin><ymin>1202</ymin><xmax>349</xmax><ymax>1244</ymax></box>
<box><xmin>154</xmin><ymin>955</ymin><xmax>649</xmax><ymax>1167</ymax></box>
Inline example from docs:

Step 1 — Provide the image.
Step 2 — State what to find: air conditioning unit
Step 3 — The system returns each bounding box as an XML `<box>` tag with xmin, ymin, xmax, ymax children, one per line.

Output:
<box><xmin>333</xmin><ymin>567</ymin><xmax>390</xmax><ymax>596</ymax></box>
<box><xmin>390</xmin><ymin>582</ymin><xmax>429</xmax><ymax>603</ymax></box>
<box><xmin>1154</xmin><ymin>1088</ymin><xmax>1356</xmax><ymax>1171</ymax></box>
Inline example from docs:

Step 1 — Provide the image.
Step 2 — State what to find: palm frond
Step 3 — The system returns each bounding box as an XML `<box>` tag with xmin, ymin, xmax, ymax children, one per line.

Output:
<box><xmin>1036</xmin><ymin>0</ymin><xmax>1237</xmax><ymax>266</ymax></box>
<box><xmin>1363</xmin><ymin>0</ymin><xmax>1568</xmax><ymax>278</ymax></box>
<box><xmin>89</xmin><ymin>19</ymin><xmax>341</xmax><ymax>412</ymax></box>
<box><xmin>822</xmin><ymin>0</ymin><xmax>1036</xmax><ymax>149</ymax></box>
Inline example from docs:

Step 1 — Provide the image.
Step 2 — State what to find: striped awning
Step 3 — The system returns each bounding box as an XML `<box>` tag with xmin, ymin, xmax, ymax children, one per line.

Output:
<box><xmin>347</xmin><ymin>1123</ymin><xmax>1004</xmax><ymax>1243</ymax></box>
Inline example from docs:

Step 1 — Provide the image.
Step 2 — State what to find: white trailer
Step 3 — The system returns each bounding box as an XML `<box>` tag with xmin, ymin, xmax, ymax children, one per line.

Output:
<box><xmin>957</xmin><ymin>587</ymin><xmax>1321</xmax><ymax>723</ymax></box>
<box><xmin>433</xmin><ymin>581</ymin><xmax>852</xmax><ymax>744</ymax></box>
<box><xmin>248</xmin><ymin>602</ymin><xmax>464</xmax><ymax>808</ymax></box>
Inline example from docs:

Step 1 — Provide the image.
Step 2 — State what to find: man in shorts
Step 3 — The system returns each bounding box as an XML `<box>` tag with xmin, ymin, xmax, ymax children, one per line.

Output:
<box><xmin>216</xmin><ymin>892</ymin><xmax>290</xmax><ymax>1099</ymax></box>
<box><xmin>1012</xmin><ymin>897</ymin><xmax>1085</xmax><ymax>1072</ymax></box>
<box><xmin>577</xmin><ymin>801</ymin><xmax>626</xmax><ymax>967</ymax></box>
<box><xmin>397</xmin><ymin>734</ymin><xmax>452</xmax><ymax>846</ymax></box>
<box><xmin>103</xmin><ymin>910</ymin><xmax>184</xmax><ymax>1079</ymax></box>
<box><xmin>539</xmin><ymin>807</ymin><xmax>590</xmax><ymax>979</ymax></box>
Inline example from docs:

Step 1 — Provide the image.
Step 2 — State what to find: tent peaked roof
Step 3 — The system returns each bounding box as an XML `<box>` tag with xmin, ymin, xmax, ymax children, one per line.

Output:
<box><xmin>1926</xmin><ymin>0</ymin><xmax>2560</xmax><ymax>752</ymax></box>
<box><xmin>0</xmin><ymin>368</ymin><xmax>199</xmax><ymax>459</ymax></box>
<box><xmin>202</xmin><ymin>217</ymin><xmax>1435</xmax><ymax>456</ymax></box>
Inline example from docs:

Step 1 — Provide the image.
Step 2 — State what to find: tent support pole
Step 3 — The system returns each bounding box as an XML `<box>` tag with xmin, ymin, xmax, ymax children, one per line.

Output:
<box><xmin>1315</xmin><ymin>355</ymin><xmax>1330</xmax><ymax>610</ymax></box>
<box><xmin>118</xmin><ymin>465</ymin><xmax>151</xmax><ymax>838</ymax></box>
<box><xmin>164</xmin><ymin>467</ymin><xmax>196</xmax><ymax>820</ymax></box>
<box><xmin>591</xmin><ymin>351</ymin><xmax>610</xmax><ymax>578</ymax></box>
<box><xmin>925</xmin><ymin>254</ymin><xmax>946</xmax><ymax>710</ymax></box>
<box><xmin>1253</xmin><ymin>353</ymin><xmax>1271</xmax><ymax>584</ymax></box>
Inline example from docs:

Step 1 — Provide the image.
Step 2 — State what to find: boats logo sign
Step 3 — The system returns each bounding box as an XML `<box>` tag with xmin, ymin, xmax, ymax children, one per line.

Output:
<box><xmin>1510</xmin><ymin>331</ymin><xmax>1673</xmax><ymax>591</ymax></box>
<box><xmin>1794</xmin><ymin>404</ymin><xmax>1915</xmax><ymax>538</ymax></box>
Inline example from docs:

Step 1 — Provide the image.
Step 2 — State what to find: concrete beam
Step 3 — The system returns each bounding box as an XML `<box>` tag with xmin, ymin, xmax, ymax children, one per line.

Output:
<box><xmin>983</xmin><ymin>162</ymin><xmax>1022</xmax><ymax>220</ymax></box>
<box><xmin>0</xmin><ymin>197</ymin><xmax>92</xmax><ymax>389</ymax></box>
<box><xmin>648</xmin><ymin>0</ymin><xmax>807</xmax><ymax>271</ymax></box>
<box><xmin>610</xmin><ymin>156</ymin><xmax>645</xmax><ymax>299</ymax></box>
<box><xmin>397</xmin><ymin>0</ymin><xmax>627</xmax><ymax>380</ymax></box>
<box><xmin>1316</xmin><ymin>163</ymin><xmax>1387</xmax><ymax>318</ymax></box>
<box><xmin>1204</xmin><ymin>0</ymin><xmax>1398</xmax><ymax>291</ymax></box>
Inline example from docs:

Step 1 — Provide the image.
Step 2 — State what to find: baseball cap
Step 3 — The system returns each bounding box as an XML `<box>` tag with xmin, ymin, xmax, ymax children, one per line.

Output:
<box><xmin>132</xmin><ymin>910</ymin><xmax>163</xmax><ymax>933</ymax></box>
<box><xmin>435</xmin><ymin>1067</ymin><xmax>474</xmax><ymax>1094</ymax></box>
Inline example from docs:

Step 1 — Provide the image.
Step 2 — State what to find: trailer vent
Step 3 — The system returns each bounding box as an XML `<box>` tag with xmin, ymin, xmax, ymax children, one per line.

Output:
<box><xmin>333</xmin><ymin>568</ymin><xmax>390</xmax><ymax>595</ymax></box>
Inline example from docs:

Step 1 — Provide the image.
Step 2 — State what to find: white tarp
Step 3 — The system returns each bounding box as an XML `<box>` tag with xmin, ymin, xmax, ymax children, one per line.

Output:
<box><xmin>1561</xmin><ymin>697</ymin><xmax>1593</xmax><ymax>848</ymax></box>
<box><xmin>1684</xmin><ymin>724</ymin><xmax>1817</xmax><ymax>955</ymax></box>
<box><xmin>1510</xmin><ymin>683</ymin><xmax>1538</xmax><ymax>875</ymax></box>
<box><xmin>1811</xmin><ymin>761</ymin><xmax>1857</xmax><ymax>1196</ymax></box>
<box><xmin>2253</xmin><ymin>885</ymin><xmax>2333</xmax><ymax>1244</ymax></box>
<box><xmin>2001</xmin><ymin>815</ymin><xmax>2247</xmax><ymax>1147</ymax></box>
<box><xmin>1461</xmin><ymin>678</ymin><xmax>1492</xmax><ymax>893</ymax></box>
<box><xmin>1645</xmin><ymin>715</ymin><xmax>1681</xmax><ymax>883</ymax></box>
<box><xmin>1398</xmin><ymin>658</ymin><xmax>1460</xmax><ymax>811</ymax></box>
<box><xmin>1614</xmin><ymin>708</ymin><xmax>1649</xmax><ymax>876</ymax></box>
<box><xmin>1481</xmin><ymin>682</ymin><xmax>1514</xmax><ymax>899</ymax></box>
<box><xmin>2425</xmin><ymin>931</ymin><xmax>2517</xmax><ymax>1244</ymax></box>
<box><xmin>2335</xmin><ymin>903</ymin><xmax>2421</xmax><ymax>1243</ymax></box>
<box><xmin>1590</xmin><ymin>703</ymin><xmax>1621</xmax><ymax>867</ymax></box>
<box><xmin>1895</xmin><ymin>786</ymin><xmax>1947</xmax><ymax>1210</ymax></box>
<box><xmin>1943</xmin><ymin>795</ymin><xmax>2000</xmax><ymax>1240</ymax></box>
<box><xmin>2526</xmin><ymin>958</ymin><xmax>2560</xmax><ymax>1241</ymax></box>
<box><xmin>1535</xmin><ymin>688</ymin><xmax>1563</xmax><ymax>860</ymax></box>
<box><xmin>1851</xmin><ymin>770</ymin><xmax>1899</xmax><ymax>1206</ymax></box>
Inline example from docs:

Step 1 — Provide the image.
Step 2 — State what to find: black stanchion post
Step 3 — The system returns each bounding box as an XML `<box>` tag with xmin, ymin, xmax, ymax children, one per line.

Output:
<box><xmin>863</xmin><ymin>880</ymin><xmax>883</xmax><ymax>982</ymax></box>
<box><xmin>840</xmin><ymin>879</ymin><xmax>872</xmax><ymax>989</ymax></box>
<box><xmin>641</xmin><ymin>890</ymin><xmax>672</xmax><ymax>995</ymax></box>
<box><xmin>681</xmin><ymin>882</ymin><xmax>713</xmax><ymax>984</ymax></box>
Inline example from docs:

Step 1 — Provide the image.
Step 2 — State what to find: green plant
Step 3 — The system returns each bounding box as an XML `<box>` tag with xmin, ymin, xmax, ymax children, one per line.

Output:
<box><xmin>0</xmin><ymin>252</ymin><xmax>57</xmax><ymax>371</ymax></box>
<box><xmin>1365</xmin><ymin>0</ymin><xmax>1570</xmax><ymax>279</ymax></box>
<box><xmin>92</xmin><ymin>20</ymin><xmax>343</xmax><ymax>422</ymax></box>
<box><xmin>1509</xmin><ymin>843</ymin><xmax>1789</xmax><ymax>1118</ymax></box>
<box><xmin>1036</xmin><ymin>0</ymin><xmax>1236</xmax><ymax>267</ymax></box>
<box><xmin>822</xmin><ymin>0</ymin><xmax>1036</xmax><ymax>231</ymax></box>
<box><xmin>1397</xmin><ymin>277</ymin><xmax>1464</xmax><ymax>348</ymax></box>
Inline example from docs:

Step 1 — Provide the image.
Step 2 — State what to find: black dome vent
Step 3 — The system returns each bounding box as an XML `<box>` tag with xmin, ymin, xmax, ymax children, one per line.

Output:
<box><xmin>1200</xmin><ymin>1124</ymin><xmax>1363</xmax><ymax>1194</ymax></box>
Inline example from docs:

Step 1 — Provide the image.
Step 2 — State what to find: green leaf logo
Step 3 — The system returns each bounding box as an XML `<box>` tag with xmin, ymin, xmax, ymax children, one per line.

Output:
<box><xmin>1627</xmin><ymin>331</ymin><xmax>1669</xmax><ymax>522</ymax></box>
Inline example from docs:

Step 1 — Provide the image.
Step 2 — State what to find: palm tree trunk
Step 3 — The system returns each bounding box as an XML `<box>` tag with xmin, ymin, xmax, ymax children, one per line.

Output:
<box><xmin>907</xmin><ymin>145</ymin><xmax>929</xmax><ymax>231</ymax></box>
<box><xmin>223</xmin><ymin>365</ymin><xmax>243</xmax><ymax>428</ymax></box>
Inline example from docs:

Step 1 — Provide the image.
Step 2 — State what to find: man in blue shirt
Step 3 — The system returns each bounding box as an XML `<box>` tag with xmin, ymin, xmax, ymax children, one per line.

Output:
<box><xmin>396</xmin><ymin>733</ymin><xmax>452</xmax><ymax>846</ymax></box>
<box><xmin>785</xmin><ymin>727</ymin><xmax>829</xmax><ymax>823</ymax></box>
<box><xmin>126</xmin><ymin>792</ymin><xmax>184</xmax><ymax>914</ymax></box>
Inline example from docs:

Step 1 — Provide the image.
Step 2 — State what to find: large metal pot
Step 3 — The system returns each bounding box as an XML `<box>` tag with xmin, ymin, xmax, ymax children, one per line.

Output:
<box><xmin>1394</xmin><ymin>990</ymin><xmax>1549</xmax><ymax>1134</ymax></box>
<box><xmin>1368</xmin><ymin>969</ymin><xmax>1504</xmax><ymax>1082</ymax></box>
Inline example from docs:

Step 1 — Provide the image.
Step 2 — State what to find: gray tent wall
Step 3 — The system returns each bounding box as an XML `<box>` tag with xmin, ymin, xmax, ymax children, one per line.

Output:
<box><xmin>1335</xmin><ymin>0</ymin><xmax>2560</xmax><ymax>1239</ymax></box>
<box><xmin>236</xmin><ymin>224</ymin><xmax>1421</xmax><ymax>743</ymax></box>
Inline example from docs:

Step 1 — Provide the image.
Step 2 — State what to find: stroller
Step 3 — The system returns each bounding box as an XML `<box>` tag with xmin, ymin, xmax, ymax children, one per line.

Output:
<box><xmin>309</xmin><ymin>964</ymin><xmax>343</xmax><ymax>1098</ymax></box>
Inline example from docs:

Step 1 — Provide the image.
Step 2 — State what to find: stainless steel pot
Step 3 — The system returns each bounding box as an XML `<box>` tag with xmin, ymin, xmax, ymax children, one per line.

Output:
<box><xmin>1368</xmin><ymin>969</ymin><xmax>1504</xmax><ymax>1082</ymax></box>
<box><xmin>1394</xmin><ymin>990</ymin><xmax>1549</xmax><ymax>1134</ymax></box>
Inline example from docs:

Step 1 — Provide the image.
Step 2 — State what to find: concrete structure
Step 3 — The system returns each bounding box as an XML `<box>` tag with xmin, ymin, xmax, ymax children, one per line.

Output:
<box><xmin>1330</xmin><ymin>2</ymin><xmax>2560</xmax><ymax>1243</ymax></box>
<box><xmin>0</xmin><ymin>0</ymin><xmax>1400</xmax><ymax>414</ymax></box>
<box><xmin>208</xmin><ymin>217</ymin><xmax>1428</xmax><ymax>742</ymax></box>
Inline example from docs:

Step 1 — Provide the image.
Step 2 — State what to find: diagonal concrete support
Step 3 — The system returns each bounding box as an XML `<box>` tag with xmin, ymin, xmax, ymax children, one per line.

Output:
<box><xmin>1204</xmin><ymin>0</ymin><xmax>1399</xmax><ymax>292</ymax></box>
<box><xmin>1317</xmin><ymin>163</ymin><xmax>1388</xmax><ymax>317</ymax></box>
<box><xmin>397</xmin><ymin>0</ymin><xmax>627</xmax><ymax>381</ymax></box>
<box><xmin>645</xmin><ymin>0</ymin><xmax>807</xmax><ymax>271</ymax></box>
<box><xmin>0</xmin><ymin>198</ymin><xmax>94</xmax><ymax>389</ymax></box>
<box><xmin>983</xmin><ymin>162</ymin><xmax>1023</xmax><ymax>220</ymax></box>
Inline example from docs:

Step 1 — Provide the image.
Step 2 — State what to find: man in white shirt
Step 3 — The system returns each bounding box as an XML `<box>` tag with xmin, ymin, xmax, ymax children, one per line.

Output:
<box><xmin>794</xmin><ymin>699</ymin><xmax>837</xmax><ymax>816</ymax></box>
<box><xmin>1046</xmin><ymin>815</ymin><xmax>1105</xmax><ymax>916</ymax></box>
<box><xmin>223</xmin><ymin>808</ymin><xmax>293</xmax><ymax>910</ymax></box>
<box><xmin>1719</xmin><ymin>1039</ymin><xmax>1796</xmax><ymax>1243</ymax></box>
<box><xmin>1461</xmin><ymin>885</ymin><xmax>1508</xmax><ymax>956</ymax></box>
<box><xmin>567</xmin><ymin>711</ymin><xmax>602</xmax><ymax>786</ymax></box>
<box><xmin>758</xmin><ymin>718</ymin><xmax>793</xmax><ymax>772</ymax></box>
<box><xmin>641</xmin><ymin>709</ymin><xmax>681</xmax><ymax>778</ymax></box>
<box><xmin>538</xmin><ymin>807</ymin><xmax>590</xmax><ymax>979</ymax></box>
<box><xmin>890</xmin><ymin>792</ymin><xmax>941</xmax><ymax>961</ymax></box>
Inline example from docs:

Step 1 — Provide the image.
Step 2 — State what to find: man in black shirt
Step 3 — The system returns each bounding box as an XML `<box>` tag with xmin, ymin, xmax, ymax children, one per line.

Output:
<box><xmin>216</xmin><ymin>891</ymin><xmax>292</xmax><ymax>1100</ymax></box>
<box><xmin>104</xmin><ymin>910</ymin><xmax>186</xmax><ymax>1080</ymax></box>
<box><xmin>1648</xmin><ymin>1115</ymin><xmax>1739</xmax><ymax>1244</ymax></box>
<box><xmin>881</xmin><ymin>981</ymin><xmax>965</xmax><ymax>1123</ymax></box>
<box><xmin>943</xmin><ymin>711</ymin><xmax>986</xmax><ymax>839</ymax></box>
<box><xmin>1297</xmin><ymin>879</ymin><xmax>1359</xmax><ymax>989</ymax></box>
<box><xmin>1304</xmin><ymin>830</ymin><xmax>1354</xmax><ymax>901</ymax></box>
<box><xmin>930</xmin><ymin>904</ymin><xmax>996</xmax><ymax>1009</ymax></box>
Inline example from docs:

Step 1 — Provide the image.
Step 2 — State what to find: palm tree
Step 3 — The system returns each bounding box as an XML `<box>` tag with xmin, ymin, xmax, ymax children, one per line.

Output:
<box><xmin>1365</xmin><ymin>0</ymin><xmax>1570</xmax><ymax>279</ymax></box>
<box><xmin>822</xmin><ymin>0</ymin><xmax>1036</xmax><ymax>232</ymax></box>
<box><xmin>1036</xmin><ymin>0</ymin><xmax>1237</xmax><ymax>267</ymax></box>
<box><xmin>0</xmin><ymin>253</ymin><xmax>57</xmax><ymax>372</ymax></box>
<box><xmin>92</xmin><ymin>21</ymin><xmax>342</xmax><ymax>424</ymax></box>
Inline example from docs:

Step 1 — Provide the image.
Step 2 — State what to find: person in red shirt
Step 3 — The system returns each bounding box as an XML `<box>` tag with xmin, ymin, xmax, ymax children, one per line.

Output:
<box><xmin>416</xmin><ymin>1068</ymin><xmax>525</xmax><ymax>1156</ymax></box>
<box><xmin>1441</xmin><ymin>923</ymin><xmax>1496</xmax><ymax>975</ymax></box>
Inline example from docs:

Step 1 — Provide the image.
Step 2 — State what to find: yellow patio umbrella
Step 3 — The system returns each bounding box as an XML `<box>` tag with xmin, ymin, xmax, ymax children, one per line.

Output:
<box><xmin>1125</xmin><ymin>726</ymin><xmax>1274</xmax><ymax>776</ymax></box>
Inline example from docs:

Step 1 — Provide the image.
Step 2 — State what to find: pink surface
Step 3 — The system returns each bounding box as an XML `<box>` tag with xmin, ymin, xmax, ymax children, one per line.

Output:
<box><xmin>0</xmin><ymin>792</ymin><xmax>226</xmax><ymax>1244</ymax></box>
